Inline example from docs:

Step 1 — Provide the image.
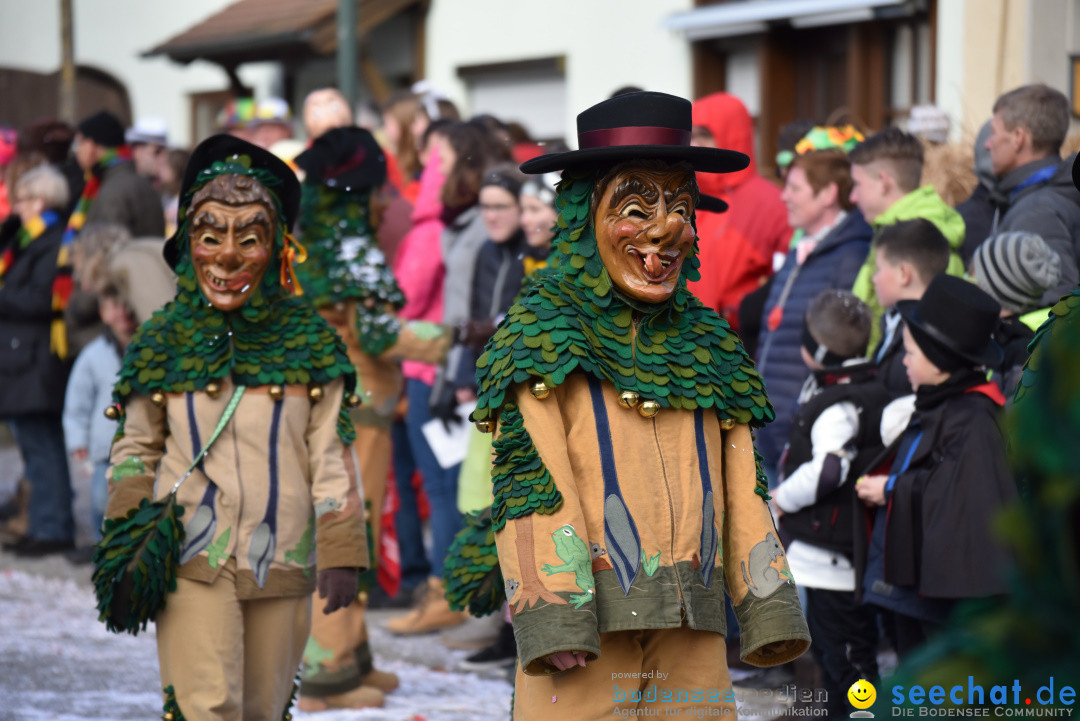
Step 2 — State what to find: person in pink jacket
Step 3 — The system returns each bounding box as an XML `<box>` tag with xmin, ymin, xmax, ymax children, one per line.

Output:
<box><xmin>390</xmin><ymin>143</ymin><xmax>450</xmax><ymax>603</ymax></box>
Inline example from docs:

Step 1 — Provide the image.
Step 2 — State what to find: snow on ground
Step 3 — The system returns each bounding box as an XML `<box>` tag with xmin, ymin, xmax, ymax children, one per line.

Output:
<box><xmin>0</xmin><ymin>568</ymin><xmax>513</xmax><ymax>721</ymax></box>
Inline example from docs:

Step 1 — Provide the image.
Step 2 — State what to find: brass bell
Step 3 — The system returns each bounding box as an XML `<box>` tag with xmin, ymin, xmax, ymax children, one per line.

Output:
<box><xmin>103</xmin><ymin>405</ymin><xmax>120</xmax><ymax>420</ymax></box>
<box><xmin>205</xmin><ymin>381</ymin><xmax>222</xmax><ymax>399</ymax></box>
<box><xmin>149</xmin><ymin>391</ymin><xmax>166</xmax><ymax>408</ymax></box>
<box><xmin>308</xmin><ymin>385</ymin><xmax>325</xmax><ymax>402</ymax></box>
<box><xmin>530</xmin><ymin>381</ymin><xmax>551</xmax><ymax>400</ymax></box>
<box><xmin>618</xmin><ymin>391</ymin><xmax>640</xmax><ymax>409</ymax></box>
<box><xmin>346</xmin><ymin>392</ymin><xmax>362</xmax><ymax>408</ymax></box>
<box><xmin>475</xmin><ymin>419</ymin><xmax>495</xmax><ymax>433</ymax></box>
<box><xmin>268</xmin><ymin>385</ymin><xmax>284</xmax><ymax>401</ymax></box>
<box><xmin>637</xmin><ymin>400</ymin><xmax>660</xmax><ymax>418</ymax></box>
<box><xmin>720</xmin><ymin>418</ymin><xmax>736</xmax><ymax>431</ymax></box>
<box><xmin>164</xmin><ymin>713</ymin><xmax>174</xmax><ymax>721</ymax></box>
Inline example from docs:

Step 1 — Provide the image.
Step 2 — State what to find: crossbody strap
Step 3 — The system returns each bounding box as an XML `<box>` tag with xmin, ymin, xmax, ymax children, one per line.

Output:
<box><xmin>169</xmin><ymin>385</ymin><xmax>247</xmax><ymax>495</ymax></box>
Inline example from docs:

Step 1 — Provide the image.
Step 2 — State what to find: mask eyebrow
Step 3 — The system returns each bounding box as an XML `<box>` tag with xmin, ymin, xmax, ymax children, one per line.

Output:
<box><xmin>609</xmin><ymin>176</ymin><xmax>659</xmax><ymax>210</ymax></box>
<box><xmin>664</xmin><ymin>178</ymin><xmax>696</xmax><ymax>205</ymax></box>
<box><xmin>191</xmin><ymin>210</ymin><xmax>226</xmax><ymax>231</ymax></box>
<box><xmin>234</xmin><ymin>209</ymin><xmax>271</xmax><ymax>233</ymax></box>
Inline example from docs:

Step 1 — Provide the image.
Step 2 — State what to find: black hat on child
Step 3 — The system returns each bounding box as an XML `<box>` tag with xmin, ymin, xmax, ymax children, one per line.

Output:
<box><xmin>895</xmin><ymin>274</ymin><xmax>1003</xmax><ymax>369</ymax></box>
<box><xmin>520</xmin><ymin>91</ymin><xmax>741</xmax><ymax>214</ymax></box>
<box><xmin>294</xmin><ymin>126</ymin><xmax>387</xmax><ymax>190</ymax></box>
<box><xmin>163</xmin><ymin>135</ymin><xmax>301</xmax><ymax>269</ymax></box>
<box><xmin>77</xmin><ymin>111</ymin><xmax>126</xmax><ymax>148</ymax></box>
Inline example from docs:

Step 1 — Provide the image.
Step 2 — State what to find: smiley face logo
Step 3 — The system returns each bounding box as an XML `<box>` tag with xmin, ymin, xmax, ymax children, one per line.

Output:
<box><xmin>848</xmin><ymin>679</ymin><xmax>877</xmax><ymax>710</ymax></box>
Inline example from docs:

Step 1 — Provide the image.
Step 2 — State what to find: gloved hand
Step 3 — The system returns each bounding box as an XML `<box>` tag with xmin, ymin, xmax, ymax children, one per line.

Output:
<box><xmin>456</xmin><ymin>319</ymin><xmax>497</xmax><ymax>350</ymax></box>
<box><xmin>430</xmin><ymin>389</ymin><xmax>463</xmax><ymax>433</ymax></box>
<box><xmin>316</xmin><ymin>567</ymin><xmax>359</xmax><ymax>614</ymax></box>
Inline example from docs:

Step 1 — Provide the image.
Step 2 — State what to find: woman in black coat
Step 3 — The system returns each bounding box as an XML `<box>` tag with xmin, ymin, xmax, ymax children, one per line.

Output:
<box><xmin>0</xmin><ymin>164</ymin><xmax>75</xmax><ymax>555</ymax></box>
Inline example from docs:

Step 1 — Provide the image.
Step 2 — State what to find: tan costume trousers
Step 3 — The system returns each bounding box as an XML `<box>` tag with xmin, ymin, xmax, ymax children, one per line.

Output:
<box><xmin>513</xmin><ymin>626</ymin><xmax>736</xmax><ymax>721</ymax></box>
<box><xmin>302</xmin><ymin>422</ymin><xmax>390</xmax><ymax>695</ymax></box>
<box><xmin>156</xmin><ymin>560</ymin><xmax>311</xmax><ymax>721</ymax></box>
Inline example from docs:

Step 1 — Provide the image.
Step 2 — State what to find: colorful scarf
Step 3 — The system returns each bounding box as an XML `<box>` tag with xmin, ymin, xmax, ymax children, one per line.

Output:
<box><xmin>0</xmin><ymin>210</ymin><xmax>60</xmax><ymax>285</ymax></box>
<box><xmin>51</xmin><ymin>146</ymin><xmax>131</xmax><ymax>358</ymax></box>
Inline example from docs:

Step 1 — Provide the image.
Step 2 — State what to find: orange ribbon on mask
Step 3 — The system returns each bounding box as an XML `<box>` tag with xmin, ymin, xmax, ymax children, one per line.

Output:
<box><xmin>279</xmin><ymin>232</ymin><xmax>308</xmax><ymax>296</ymax></box>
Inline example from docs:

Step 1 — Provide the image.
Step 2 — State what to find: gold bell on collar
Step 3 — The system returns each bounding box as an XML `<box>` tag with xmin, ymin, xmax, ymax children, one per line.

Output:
<box><xmin>618</xmin><ymin>391</ymin><xmax>640</xmax><ymax>409</ymax></box>
<box><xmin>268</xmin><ymin>385</ymin><xmax>285</xmax><ymax>401</ymax></box>
<box><xmin>308</xmin><ymin>384</ymin><xmax>325</xmax><ymax>402</ymax></box>
<box><xmin>530</xmin><ymin>381</ymin><xmax>552</xmax><ymax>400</ymax></box>
<box><xmin>205</xmin><ymin>381</ymin><xmax>222</xmax><ymax>399</ymax></box>
<box><xmin>637</xmin><ymin>400</ymin><xmax>660</xmax><ymax>418</ymax></box>
<box><xmin>720</xmin><ymin>418</ymin><xmax>735</xmax><ymax>430</ymax></box>
<box><xmin>149</xmin><ymin>391</ymin><xmax>166</xmax><ymax>408</ymax></box>
<box><xmin>475</xmin><ymin>419</ymin><xmax>496</xmax><ymax>433</ymax></box>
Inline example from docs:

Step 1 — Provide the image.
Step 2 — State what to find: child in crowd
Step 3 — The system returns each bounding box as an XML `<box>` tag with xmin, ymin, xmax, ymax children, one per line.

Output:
<box><xmin>869</xmin><ymin>218</ymin><xmax>951</xmax><ymax>397</ymax></box>
<box><xmin>62</xmin><ymin>281</ymin><xmax>136</xmax><ymax>553</ymax></box>
<box><xmin>971</xmin><ymin>230</ymin><xmax>1062</xmax><ymax>397</ymax></box>
<box><xmin>772</xmin><ymin>289</ymin><xmax>889</xmax><ymax>717</ymax></box>
<box><xmin>856</xmin><ymin>274</ymin><xmax>1017</xmax><ymax>659</ymax></box>
<box><xmin>848</xmin><ymin>127</ymin><xmax>966</xmax><ymax>350</ymax></box>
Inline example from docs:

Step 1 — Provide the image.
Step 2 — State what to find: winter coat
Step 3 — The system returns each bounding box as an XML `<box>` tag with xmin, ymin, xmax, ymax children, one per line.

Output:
<box><xmin>62</xmin><ymin>331</ymin><xmax>122</xmax><ymax>462</ymax></box>
<box><xmin>992</xmin><ymin>315</ymin><xmax>1035</xmax><ymax>400</ymax></box>
<box><xmin>859</xmin><ymin>374</ymin><xmax>1016</xmax><ymax>611</ymax></box>
<box><xmin>394</xmin><ymin>153</ymin><xmax>447</xmax><ymax>386</ymax></box>
<box><xmin>957</xmin><ymin>183</ymin><xmax>996</xmax><ymax>266</ymax></box>
<box><xmin>495</xmin><ymin>374</ymin><xmax>809</xmax><ymax>675</ymax></box>
<box><xmin>430</xmin><ymin>206</ymin><xmax>487</xmax><ymax>408</ymax></box>
<box><xmin>869</xmin><ymin>309</ymin><xmax>913</xmax><ymax>398</ymax></box>
<box><xmin>106</xmin><ymin>376</ymin><xmax>368</xmax><ymax>598</ymax></box>
<box><xmin>852</xmin><ymin>186</ymin><xmax>967</xmax><ymax>350</ymax></box>
<box><xmin>991</xmin><ymin>154</ymin><xmax>1080</xmax><ymax>305</ymax></box>
<box><xmin>687</xmin><ymin>93</ymin><xmax>792</xmax><ymax>329</ymax></box>
<box><xmin>86</xmin><ymin>161</ymin><xmax>166</xmax><ymax>239</ymax></box>
<box><xmin>0</xmin><ymin>217</ymin><xmax>70</xmax><ymax>417</ymax></box>
<box><xmin>754</xmin><ymin>211</ymin><xmax>872</xmax><ymax>471</ymax></box>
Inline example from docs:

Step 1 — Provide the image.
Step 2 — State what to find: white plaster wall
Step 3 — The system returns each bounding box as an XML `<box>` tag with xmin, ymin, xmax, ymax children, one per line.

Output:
<box><xmin>0</xmin><ymin>0</ymin><xmax>276</xmax><ymax>147</ymax></box>
<box><xmin>423</xmin><ymin>0</ymin><xmax>694</xmax><ymax>146</ymax></box>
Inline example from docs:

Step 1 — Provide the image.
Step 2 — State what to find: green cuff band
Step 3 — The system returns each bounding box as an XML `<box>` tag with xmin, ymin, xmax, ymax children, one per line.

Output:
<box><xmin>512</xmin><ymin>592</ymin><xmax>601</xmax><ymax>676</ymax></box>
<box><xmin>734</xmin><ymin>582</ymin><xmax>811</xmax><ymax>667</ymax></box>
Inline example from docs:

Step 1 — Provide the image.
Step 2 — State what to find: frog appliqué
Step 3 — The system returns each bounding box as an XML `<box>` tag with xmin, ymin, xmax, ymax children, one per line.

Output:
<box><xmin>541</xmin><ymin>524</ymin><xmax>595</xmax><ymax>609</ymax></box>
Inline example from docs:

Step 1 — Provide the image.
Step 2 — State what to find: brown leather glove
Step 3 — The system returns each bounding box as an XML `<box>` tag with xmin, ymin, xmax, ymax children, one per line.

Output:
<box><xmin>316</xmin><ymin>567</ymin><xmax>359</xmax><ymax>614</ymax></box>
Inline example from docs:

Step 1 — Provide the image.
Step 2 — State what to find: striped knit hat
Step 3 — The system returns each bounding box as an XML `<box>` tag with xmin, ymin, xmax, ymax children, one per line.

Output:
<box><xmin>972</xmin><ymin>231</ymin><xmax>1061</xmax><ymax>314</ymax></box>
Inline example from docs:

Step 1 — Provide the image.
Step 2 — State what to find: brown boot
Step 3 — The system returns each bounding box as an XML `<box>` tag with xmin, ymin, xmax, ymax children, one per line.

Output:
<box><xmin>384</xmin><ymin>577</ymin><xmax>467</xmax><ymax>636</ymax></box>
<box><xmin>354</xmin><ymin>639</ymin><xmax>399</xmax><ymax>694</ymax></box>
<box><xmin>296</xmin><ymin>685</ymin><xmax>385</xmax><ymax>711</ymax></box>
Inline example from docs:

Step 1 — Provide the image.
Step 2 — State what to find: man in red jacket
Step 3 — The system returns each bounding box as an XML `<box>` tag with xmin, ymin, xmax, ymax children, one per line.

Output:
<box><xmin>688</xmin><ymin>93</ymin><xmax>792</xmax><ymax>330</ymax></box>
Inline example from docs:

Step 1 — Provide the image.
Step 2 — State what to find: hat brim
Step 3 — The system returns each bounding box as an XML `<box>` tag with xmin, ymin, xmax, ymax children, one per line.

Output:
<box><xmin>1072</xmin><ymin>152</ymin><xmax>1080</xmax><ymax>192</ymax></box>
<box><xmin>520</xmin><ymin>145</ymin><xmax>749</xmax><ymax>175</ymax></box>
<box><xmin>697</xmin><ymin>194</ymin><xmax>728</xmax><ymax>214</ymax></box>
<box><xmin>895</xmin><ymin>300</ymin><xmax>1003</xmax><ymax>368</ymax></box>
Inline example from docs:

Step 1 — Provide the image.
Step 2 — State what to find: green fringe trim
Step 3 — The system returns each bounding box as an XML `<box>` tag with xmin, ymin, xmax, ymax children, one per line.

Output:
<box><xmin>754</xmin><ymin>448</ymin><xmax>772</xmax><ymax>501</ymax></box>
<box><xmin>112</xmin><ymin>250</ymin><xmax>357</xmax><ymax>445</ymax></box>
<box><xmin>473</xmin><ymin>168</ymin><xmax>772</xmax><ymax>429</ymax></box>
<box><xmin>92</xmin><ymin>496</ymin><xmax>185</xmax><ymax>635</ymax></box>
<box><xmin>444</xmin><ymin>507</ymin><xmax>504</xmax><ymax>617</ymax></box>
<box><xmin>490</xmin><ymin>405</ymin><xmax>562</xmax><ymax>531</ymax></box>
<box><xmin>162</xmin><ymin>684</ymin><xmax>186</xmax><ymax>720</ymax></box>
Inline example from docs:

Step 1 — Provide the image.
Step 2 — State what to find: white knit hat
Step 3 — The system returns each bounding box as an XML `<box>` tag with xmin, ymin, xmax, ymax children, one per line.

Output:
<box><xmin>972</xmin><ymin>231</ymin><xmax>1062</xmax><ymax>314</ymax></box>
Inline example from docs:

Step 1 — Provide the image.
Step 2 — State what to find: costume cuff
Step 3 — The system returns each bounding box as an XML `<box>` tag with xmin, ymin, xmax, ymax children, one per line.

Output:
<box><xmin>513</xmin><ymin>598</ymin><xmax>601</xmax><ymax>676</ymax></box>
<box><xmin>734</xmin><ymin>582</ymin><xmax>811</xmax><ymax>667</ymax></box>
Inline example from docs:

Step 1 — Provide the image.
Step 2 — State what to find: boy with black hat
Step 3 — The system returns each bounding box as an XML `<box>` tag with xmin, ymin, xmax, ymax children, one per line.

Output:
<box><xmin>100</xmin><ymin>135</ymin><xmax>369</xmax><ymax>719</ymax></box>
<box><xmin>855</xmin><ymin>274</ymin><xmax>1018</xmax><ymax>658</ymax></box>
<box><xmin>470</xmin><ymin>91</ymin><xmax>810</xmax><ymax>719</ymax></box>
<box><xmin>772</xmin><ymin>289</ymin><xmax>889</xmax><ymax>717</ymax></box>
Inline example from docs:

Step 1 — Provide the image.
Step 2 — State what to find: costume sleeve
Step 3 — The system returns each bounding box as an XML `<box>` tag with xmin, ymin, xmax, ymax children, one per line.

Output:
<box><xmin>105</xmin><ymin>394</ymin><xmax>166</xmax><ymax>519</ymax></box>
<box><xmin>721</xmin><ymin>422</ymin><xmax>811</xmax><ymax>666</ymax></box>
<box><xmin>62</xmin><ymin>351</ymin><xmax>96</xmax><ymax>454</ymax></box>
<box><xmin>772</xmin><ymin>401</ymin><xmax>859</xmax><ymax>513</ymax></box>
<box><xmin>493</xmin><ymin>384</ymin><xmax>601</xmax><ymax>676</ymax></box>
<box><xmin>379</xmin><ymin>320</ymin><xmax>452</xmax><ymax>365</ymax></box>
<box><xmin>307</xmin><ymin>377</ymin><xmax>369</xmax><ymax>571</ymax></box>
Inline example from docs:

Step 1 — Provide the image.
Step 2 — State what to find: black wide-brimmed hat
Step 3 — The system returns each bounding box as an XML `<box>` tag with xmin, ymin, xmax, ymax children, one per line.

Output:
<box><xmin>1071</xmin><ymin>152</ymin><xmax>1080</xmax><ymax>192</ymax></box>
<box><xmin>163</xmin><ymin>135</ymin><xmax>301</xmax><ymax>268</ymax></box>
<box><xmin>295</xmin><ymin>126</ymin><xmax>386</xmax><ymax>190</ymax></box>
<box><xmin>520</xmin><ymin>91</ymin><xmax>749</xmax><ymax>175</ymax></box>
<box><xmin>896</xmin><ymin>274</ymin><xmax>1003</xmax><ymax>368</ymax></box>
